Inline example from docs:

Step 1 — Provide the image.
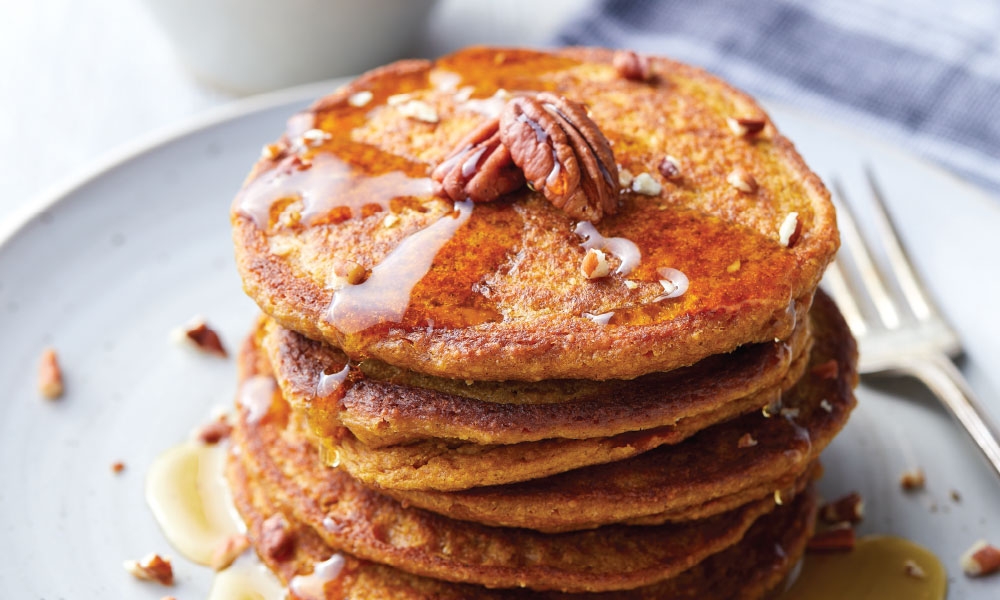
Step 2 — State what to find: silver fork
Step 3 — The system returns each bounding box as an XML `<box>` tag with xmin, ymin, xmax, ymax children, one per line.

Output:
<box><xmin>824</xmin><ymin>166</ymin><xmax>1000</xmax><ymax>479</ymax></box>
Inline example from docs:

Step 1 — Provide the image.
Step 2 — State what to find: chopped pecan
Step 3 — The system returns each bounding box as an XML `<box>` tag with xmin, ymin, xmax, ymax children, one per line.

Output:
<box><xmin>820</xmin><ymin>492</ymin><xmax>864</xmax><ymax>523</ymax></box>
<box><xmin>432</xmin><ymin>117</ymin><xmax>525</xmax><ymax>203</ymax></box>
<box><xmin>899</xmin><ymin>468</ymin><xmax>926</xmax><ymax>491</ymax></box>
<box><xmin>500</xmin><ymin>93</ymin><xmax>619</xmax><ymax>222</ymax></box>
<box><xmin>195</xmin><ymin>417</ymin><xmax>232</xmax><ymax>445</ymax></box>
<box><xmin>807</xmin><ymin>523</ymin><xmax>856</xmax><ymax>552</ymax></box>
<box><xmin>124</xmin><ymin>553</ymin><xmax>174</xmax><ymax>585</ymax></box>
<box><xmin>613</xmin><ymin>50</ymin><xmax>652</xmax><ymax>82</ymax></box>
<box><xmin>727</xmin><ymin>116</ymin><xmax>767</xmax><ymax>137</ymax></box>
<box><xmin>961</xmin><ymin>540</ymin><xmax>1000</xmax><ymax>576</ymax></box>
<box><xmin>260</xmin><ymin>513</ymin><xmax>295</xmax><ymax>561</ymax></box>
<box><xmin>38</xmin><ymin>347</ymin><xmax>64</xmax><ymax>400</ymax></box>
<box><xmin>177</xmin><ymin>320</ymin><xmax>228</xmax><ymax>358</ymax></box>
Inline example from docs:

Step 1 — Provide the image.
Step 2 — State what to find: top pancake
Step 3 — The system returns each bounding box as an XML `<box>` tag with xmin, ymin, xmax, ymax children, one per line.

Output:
<box><xmin>232</xmin><ymin>46</ymin><xmax>837</xmax><ymax>381</ymax></box>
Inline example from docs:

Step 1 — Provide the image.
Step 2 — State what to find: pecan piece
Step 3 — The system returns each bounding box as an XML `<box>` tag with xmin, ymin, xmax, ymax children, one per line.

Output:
<box><xmin>260</xmin><ymin>513</ymin><xmax>295</xmax><ymax>561</ymax></box>
<box><xmin>432</xmin><ymin>117</ymin><xmax>525</xmax><ymax>203</ymax></box>
<box><xmin>613</xmin><ymin>50</ymin><xmax>652</xmax><ymax>82</ymax></box>
<box><xmin>500</xmin><ymin>93</ymin><xmax>619</xmax><ymax>222</ymax></box>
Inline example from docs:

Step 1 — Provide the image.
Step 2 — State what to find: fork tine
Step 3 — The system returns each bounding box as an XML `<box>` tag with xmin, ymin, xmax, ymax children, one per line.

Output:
<box><xmin>824</xmin><ymin>256</ymin><xmax>868</xmax><ymax>335</ymax></box>
<box><xmin>831</xmin><ymin>179</ymin><xmax>901</xmax><ymax>329</ymax></box>
<box><xmin>863</xmin><ymin>166</ymin><xmax>933</xmax><ymax>321</ymax></box>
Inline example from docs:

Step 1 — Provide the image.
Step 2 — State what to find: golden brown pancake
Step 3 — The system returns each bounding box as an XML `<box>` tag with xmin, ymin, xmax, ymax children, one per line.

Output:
<box><xmin>384</xmin><ymin>291</ymin><xmax>855</xmax><ymax>529</ymax></box>
<box><xmin>228</xmin><ymin>446</ymin><xmax>817</xmax><ymax>599</ymax></box>
<box><xmin>259</xmin><ymin>310</ymin><xmax>811</xmax><ymax>448</ymax></box>
<box><xmin>228</xmin><ymin>390</ymin><xmax>814</xmax><ymax>593</ymax></box>
<box><xmin>231</xmin><ymin>46</ymin><xmax>837</xmax><ymax>381</ymax></box>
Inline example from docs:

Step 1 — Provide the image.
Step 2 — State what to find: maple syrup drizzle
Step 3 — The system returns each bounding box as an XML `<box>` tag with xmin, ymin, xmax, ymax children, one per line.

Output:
<box><xmin>780</xmin><ymin>536</ymin><xmax>946</xmax><ymax>600</ymax></box>
<box><xmin>327</xmin><ymin>200</ymin><xmax>474</xmax><ymax>334</ymax></box>
<box><xmin>145</xmin><ymin>442</ymin><xmax>245</xmax><ymax>565</ymax></box>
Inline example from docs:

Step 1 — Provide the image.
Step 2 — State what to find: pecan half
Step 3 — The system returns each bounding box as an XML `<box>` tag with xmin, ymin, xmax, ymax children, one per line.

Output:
<box><xmin>500</xmin><ymin>93</ymin><xmax>619</xmax><ymax>222</ymax></box>
<box><xmin>432</xmin><ymin>117</ymin><xmax>525</xmax><ymax>203</ymax></box>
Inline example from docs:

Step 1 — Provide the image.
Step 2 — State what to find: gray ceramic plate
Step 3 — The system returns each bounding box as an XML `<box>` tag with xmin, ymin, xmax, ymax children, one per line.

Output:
<box><xmin>0</xmin><ymin>83</ymin><xmax>998</xmax><ymax>598</ymax></box>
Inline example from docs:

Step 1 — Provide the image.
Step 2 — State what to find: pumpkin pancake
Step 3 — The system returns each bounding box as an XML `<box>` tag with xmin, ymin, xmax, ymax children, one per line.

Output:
<box><xmin>228</xmin><ymin>445</ymin><xmax>817</xmax><ymax>599</ymax></box>
<box><xmin>231</xmin><ymin>46</ymin><xmax>837</xmax><ymax>381</ymax></box>
<box><xmin>383</xmin><ymin>291</ymin><xmax>855</xmax><ymax>530</ymax></box>
<box><xmin>228</xmin><ymin>383</ymin><xmax>816</xmax><ymax>593</ymax></box>
<box><xmin>258</xmin><ymin>308</ymin><xmax>811</xmax><ymax>448</ymax></box>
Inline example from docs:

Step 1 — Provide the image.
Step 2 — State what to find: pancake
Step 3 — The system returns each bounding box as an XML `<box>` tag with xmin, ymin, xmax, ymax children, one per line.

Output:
<box><xmin>322</xmin><ymin>362</ymin><xmax>794</xmax><ymax>491</ymax></box>
<box><xmin>259</xmin><ymin>307</ymin><xmax>811</xmax><ymax>448</ymax></box>
<box><xmin>231</xmin><ymin>46</ymin><xmax>838</xmax><ymax>381</ymax></box>
<box><xmin>229</xmin><ymin>385</ymin><xmax>815</xmax><ymax>593</ymax></box>
<box><xmin>384</xmin><ymin>290</ymin><xmax>855</xmax><ymax>529</ymax></box>
<box><xmin>229</xmin><ymin>446</ymin><xmax>817</xmax><ymax>599</ymax></box>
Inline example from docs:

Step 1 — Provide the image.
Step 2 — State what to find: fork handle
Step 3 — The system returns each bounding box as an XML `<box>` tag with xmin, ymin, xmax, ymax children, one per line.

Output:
<box><xmin>901</xmin><ymin>353</ymin><xmax>1000</xmax><ymax>480</ymax></box>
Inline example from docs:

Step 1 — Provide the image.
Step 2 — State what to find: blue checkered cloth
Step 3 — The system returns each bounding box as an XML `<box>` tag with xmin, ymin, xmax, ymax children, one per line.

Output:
<box><xmin>557</xmin><ymin>0</ymin><xmax>1000</xmax><ymax>197</ymax></box>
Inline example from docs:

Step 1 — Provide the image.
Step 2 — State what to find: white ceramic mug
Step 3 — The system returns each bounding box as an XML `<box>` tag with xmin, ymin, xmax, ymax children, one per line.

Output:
<box><xmin>140</xmin><ymin>0</ymin><xmax>438</xmax><ymax>94</ymax></box>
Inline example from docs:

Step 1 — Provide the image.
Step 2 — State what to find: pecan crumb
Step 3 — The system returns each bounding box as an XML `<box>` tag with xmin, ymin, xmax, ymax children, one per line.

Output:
<box><xmin>38</xmin><ymin>347</ymin><xmax>64</xmax><ymax>400</ymax></box>
<box><xmin>726</xmin><ymin>116</ymin><xmax>767</xmax><ymax>137</ymax></box>
<box><xmin>124</xmin><ymin>553</ymin><xmax>174</xmax><ymax>586</ymax></box>
<box><xmin>807</xmin><ymin>523</ymin><xmax>856</xmax><ymax>552</ymax></box>
<box><xmin>195</xmin><ymin>416</ymin><xmax>232</xmax><ymax>445</ymax></box>
<box><xmin>613</xmin><ymin>50</ymin><xmax>652</xmax><ymax>82</ymax></box>
<box><xmin>779</xmin><ymin>212</ymin><xmax>801</xmax><ymax>247</ymax></box>
<box><xmin>260</xmin><ymin>144</ymin><xmax>282</xmax><ymax>160</ymax></box>
<box><xmin>903</xmin><ymin>559</ymin><xmax>927</xmax><ymax>579</ymax></box>
<box><xmin>631</xmin><ymin>172</ymin><xmax>662</xmax><ymax>196</ymax></box>
<box><xmin>173</xmin><ymin>319</ymin><xmax>228</xmax><ymax>358</ymax></box>
<box><xmin>348</xmin><ymin>91</ymin><xmax>373</xmax><ymax>107</ymax></box>
<box><xmin>260</xmin><ymin>514</ymin><xmax>295</xmax><ymax>561</ymax></box>
<box><xmin>300</xmin><ymin>128</ymin><xmax>331</xmax><ymax>147</ymax></box>
<box><xmin>727</xmin><ymin>167</ymin><xmax>758</xmax><ymax>193</ymax></box>
<box><xmin>900</xmin><ymin>469</ymin><xmax>926</xmax><ymax>491</ymax></box>
<box><xmin>332</xmin><ymin>260</ymin><xmax>368</xmax><ymax>286</ymax></box>
<box><xmin>811</xmin><ymin>359</ymin><xmax>839</xmax><ymax>380</ymax></box>
<box><xmin>617</xmin><ymin>167</ymin><xmax>634</xmax><ymax>188</ymax></box>
<box><xmin>820</xmin><ymin>492</ymin><xmax>864</xmax><ymax>523</ymax></box>
<box><xmin>581</xmin><ymin>248</ymin><xmax>611</xmax><ymax>279</ymax></box>
<box><xmin>950</xmin><ymin>489</ymin><xmax>962</xmax><ymax>503</ymax></box>
<box><xmin>961</xmin><ymin>540</ymin><xmax>1000</xmax><ymax>576</ymax></box>
<box><xmin>111</xmin><ymin>461</ymin><xmax>126</xmax><ymax>474</ymax></box>
<box><xmin>396</xmin><ymin>99</ymin><xmax>439</xmax><ymax>123</ymax></box>
<box><xmin>500</xmin><ymin>93</ymin><xmax>619</xmax><ymax>222</ymax></box>
<box><xmin>737</xmin><ymin>433</ymin><xmax>758</xmax><ymax>448</ymax></box>
<box><xmin>658</xmin><ymin>155</ymin><xmax>681</xmax><ymax>180</ymax></box>
<box><xmin>211</xmin><ymin>534</ymin><xmax>250</xmax><ymax>571</ymax></box>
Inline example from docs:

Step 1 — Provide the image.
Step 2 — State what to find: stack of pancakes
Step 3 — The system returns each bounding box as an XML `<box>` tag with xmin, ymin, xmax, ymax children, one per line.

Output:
<box><xmin>227</xmin><ymin>47</ymin><xmax>857</xmax><ymax>599</ymax></box>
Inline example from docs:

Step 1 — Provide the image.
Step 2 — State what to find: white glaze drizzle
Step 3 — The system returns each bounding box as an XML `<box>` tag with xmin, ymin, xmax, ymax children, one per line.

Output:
<box><xmin>316</xmin><ymin>364</ymin><xmax>350</xmax><ymax>398</ymax></box>
<box><xmin>289</xmin><ymin>554</ymin><xmax>347</xmax><ymax>600</ymax></box>
<box><xmin>238</xmin><ymin>376</ymin><xmax>276</xmax><ymax>424</ymax></box>
<box><xmin>574</xmin><ymin>221</ymin><xmax>641</xmax><ymax>275</ymax></box>
<box><xmin>328</xmin><ymin>201</ymin><xmax>474</xmax><ymax>334</ymax></box>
